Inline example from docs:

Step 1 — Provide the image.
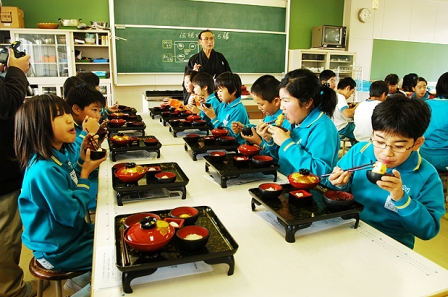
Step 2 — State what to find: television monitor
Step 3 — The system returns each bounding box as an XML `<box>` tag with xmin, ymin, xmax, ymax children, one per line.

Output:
<box><xmin>312</xmin><ymin>25</ymin><xmax>347</xmax><ymax>49</ymax></box>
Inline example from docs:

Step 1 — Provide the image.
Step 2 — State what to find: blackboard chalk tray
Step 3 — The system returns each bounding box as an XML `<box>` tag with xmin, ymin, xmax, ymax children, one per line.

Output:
<box><xmin>204</xmin><ymin>154</ymin><xmax>279</xmax><ymax>188</ymax></box>
<box><xmin>168</xmin><ymin>122</ymin><xmax>210</xmax><ymax>137</ymax></box>
<box><xmin>250</xmin><ymin>184</ymin><xmax>364</xmax><ymax>243</ymax></box>
<box><xmin>115</xmin><ymin>205</ymin><xmax>238</xmax><ymax>293</ymax></box>
<box><xmin>107</xmin><ymin>135</ymin><xmax>162</xmax><ymax>162</ymax></box>
<box><xmin>183</xmin><ymin>137</ymin><xmax>239</xmax><ymax>161</ymax></box>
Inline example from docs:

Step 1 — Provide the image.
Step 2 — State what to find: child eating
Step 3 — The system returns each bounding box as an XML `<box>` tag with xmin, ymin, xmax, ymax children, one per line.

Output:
<box><xmin>325</xmin><ymin>94</ymin><xmax>445</xmax><ymax>249</ymax></box>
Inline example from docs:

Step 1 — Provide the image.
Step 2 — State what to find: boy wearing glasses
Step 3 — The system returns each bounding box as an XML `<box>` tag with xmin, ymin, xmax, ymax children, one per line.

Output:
<box><xmin>325</xmin><ymin>94</ymin><xmax>445</xmax><ymax>249</ymax></box>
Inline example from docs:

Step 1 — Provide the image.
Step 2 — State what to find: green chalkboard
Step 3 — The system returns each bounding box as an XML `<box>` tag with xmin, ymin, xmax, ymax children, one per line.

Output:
<box><xmin>371</xmin><ymin>39</ymin><xmax>448</xmax><ymax>82</ymax></box>
<box><xmin>112</xmin><ymin>0</ymin><xmax>286</xmax><ymax>74</ymax></box>
<box><xmin>114</xmin><ymin>0</ymin><xmax>285</xmax><ymax>33</ymax></box>
<box><xmin>115</xmin><ymin>28</ymin><xmax>286</xmax><ymax>73</ymax></box>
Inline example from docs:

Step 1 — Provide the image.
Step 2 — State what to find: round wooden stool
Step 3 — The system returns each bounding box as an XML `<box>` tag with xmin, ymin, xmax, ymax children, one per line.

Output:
<box><xmin>29</xmin><ymin>257</ymin><xmax>86</xmax><ymax>297</ymax></box>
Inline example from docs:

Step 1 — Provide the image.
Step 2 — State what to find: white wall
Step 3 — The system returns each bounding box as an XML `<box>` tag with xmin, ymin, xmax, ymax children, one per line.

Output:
<box><xmin>344</xmin><ymin>0</ymin><xmax>448</xmax><ymax>82</ymax></box>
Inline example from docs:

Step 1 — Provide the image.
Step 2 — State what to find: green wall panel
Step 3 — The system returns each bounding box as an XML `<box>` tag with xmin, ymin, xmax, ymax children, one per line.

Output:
<box><xmin>289</xmin><ymin>0</ymin><xmax>344</xmax><ymax>49</ymax></box>
<box><xmin>371</xmin><ymin>39</ymin><xmax>448</xmax><ymax>82</ymax></box>
<box><xmin>2</xmin><ymin>0</ymin><xmax>109</xmax><ymax>28</ymax></box>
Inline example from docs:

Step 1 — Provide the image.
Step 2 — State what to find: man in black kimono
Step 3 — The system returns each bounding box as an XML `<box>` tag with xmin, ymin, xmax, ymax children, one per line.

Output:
<box><xmin>183</xmin><ymin>30</ymin><xmax>231</xmax><ymax>104</ymax></box>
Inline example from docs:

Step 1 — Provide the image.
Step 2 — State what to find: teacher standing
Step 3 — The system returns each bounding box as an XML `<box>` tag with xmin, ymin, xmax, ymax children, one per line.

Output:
<box><xmin>185</xmin><ymin>29</ymin><xmax>231</xmax><ymax>79</ymax></box>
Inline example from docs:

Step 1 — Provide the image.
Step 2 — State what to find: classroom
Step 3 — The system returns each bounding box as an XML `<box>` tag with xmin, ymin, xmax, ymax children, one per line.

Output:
<box><xmin>1</xmin><ymin>0</ymin><xmax>448</xmax><ymax>296</ymax></box>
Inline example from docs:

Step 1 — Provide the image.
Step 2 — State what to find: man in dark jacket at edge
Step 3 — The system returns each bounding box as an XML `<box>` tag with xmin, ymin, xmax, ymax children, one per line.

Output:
<box><xmin>0</xmin><ymin>16</ymin><xmax>47</xmax><ymax>296</ymax></box>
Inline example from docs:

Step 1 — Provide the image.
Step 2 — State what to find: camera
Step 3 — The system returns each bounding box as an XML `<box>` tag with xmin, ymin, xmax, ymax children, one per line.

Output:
<box><xmin>0</xmin><ymin>41</ymin><xmax>26</xmax><ymax>65</ymax></box>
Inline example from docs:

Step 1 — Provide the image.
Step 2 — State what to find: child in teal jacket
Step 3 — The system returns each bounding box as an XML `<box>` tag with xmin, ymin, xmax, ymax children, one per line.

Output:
<box><xmin>201</xmin><ymin>72</ymin><xmax>250</xmax><ymax>144</ymax></box>
<box><xmin>14</xmin><ymin>95</ymin><xmax>106</xmax><ymax>294</ymax></box>
<box><xmin>262</xmin><ymin>69</ymin><xmax>340</xmax><ymax>176</ymax></box>
<box><xmin>324</xmin><ymin>95</ymin><xmax>445</xmax><ymax>249</ymax></box>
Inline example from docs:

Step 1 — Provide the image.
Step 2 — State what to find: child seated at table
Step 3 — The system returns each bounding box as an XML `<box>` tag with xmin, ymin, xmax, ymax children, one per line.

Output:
<box><xmin>66</xmin><ymin>83</ymin><xmax>106</xmax><ymax>210</ymax></box>
<box><xmin>186</xmin><ymin>72</ymin><xmax>221</xmax><ymax>127</ymax></box>
<box><xmin>231</xmin><ymin>74</ymin><xmax>288</xmax><ymax>155</ymax></box>
<box><xmin>201</xmin><ymin>72</ymin><xmax>250</xmax><ymax>144</ymax></box>
<box><xmin>410</xmin><ymin>77</ymin><xmax>435</xmax><ymax>101</ymax></box>
<box><xmin>324</xmin><ymin>94</ymin><xmax>445</xmax><ymax>249</ymax></box>
<box><xmin>332</xmin><ymin>77</ymin><xmax>358</xmax><ymax>145</ymax></box>
<box><xmin>14</xmin><ymin>95</ymin><xmax>107</xmax><ymax>297</ymax></box>
<box><xmin>76</xmin><ymin>71</ymin><xmax>120</xmax><ymax>123</ymax></box>
<box><xmin>261</xmin><ymin>69</ymin><xmax>340</xmax><ymax>176</ymax></box>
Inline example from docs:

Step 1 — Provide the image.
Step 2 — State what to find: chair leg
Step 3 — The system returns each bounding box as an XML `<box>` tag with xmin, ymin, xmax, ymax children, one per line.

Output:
<box><xmin>55</xmin><ymin>280</ymin><xmax>63</xmax><ymax>297</ymax></box>
<box><xmin>85</xmin><ymin>210</ymin><xmax>92</xmax><ymax>223</ymax></box>
<box><xmin>37</xmin><ymin>279</ymin><xmax>43</xmax><ymax>297</ymax></box>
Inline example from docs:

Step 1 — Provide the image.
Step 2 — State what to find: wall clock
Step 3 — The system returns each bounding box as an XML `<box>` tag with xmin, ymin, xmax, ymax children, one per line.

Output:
<box><xmin>358</xmin><ymin>8</ymin><xmax>372</xmax><ymax>23</ymax></box>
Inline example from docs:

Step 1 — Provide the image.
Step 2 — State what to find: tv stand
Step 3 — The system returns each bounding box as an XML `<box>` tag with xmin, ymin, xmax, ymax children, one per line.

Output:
<box><xmin>288</xmin><ymin>49</ymin><xmax>356</xmax><ymax>79</ymax></box>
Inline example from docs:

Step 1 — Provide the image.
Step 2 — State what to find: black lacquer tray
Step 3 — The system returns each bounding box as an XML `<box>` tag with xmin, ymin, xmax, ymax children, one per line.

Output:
<box><xmin>168</xmin><ymin>122</ymin><xmax>210</xmax><ymax>137</ymax></box>
<box><xmin>250</xmin><ymin>184</ymin><xmax>364</xmax><ymax>243</ymax></box>
<box><xmin>107</xmin><ymin>135</ymin><xmax>162</xmax><ymax>162</ymax></box>
<box><xmin>107</xmin><ymin>115</ymin><xmax>146</xmax><ymax>136</ymax></box>
<box><xmin>112</xmin><ymin>162</ymin><xmax>189</xmax><ymax>205</ymax></box>
<box><xmin>204</xmin><ymin>154</ymin><xmax>279</xmax><ymax>188</ymax></box>
<box><xmin>115</xmin><ymin>206</ymin><xmax>239</xmax><ymax>293</ymax></box>
<box><xmin>183</xmin><ymin>137</ymin><xmax>239</xmax><ymax>161</ymax></box>
<box><xmin>148</xmin><ymin>107</ymin><xmax>163</xmax><ymax>119</ymax></box>
<box><xmin>160</xmin><ymin>113</ymin><xmax>189</xmax><ymax>126</ymax></box>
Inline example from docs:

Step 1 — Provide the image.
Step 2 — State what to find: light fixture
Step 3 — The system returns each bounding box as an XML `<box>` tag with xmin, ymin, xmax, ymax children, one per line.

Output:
<box><xmin>372</xmin><ymin>0</ymin><xmax>379</xmax><ymax>10</ymax></box>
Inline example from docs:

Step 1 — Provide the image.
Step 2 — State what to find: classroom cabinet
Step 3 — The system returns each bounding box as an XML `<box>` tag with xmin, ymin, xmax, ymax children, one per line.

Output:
<box><xmin>288</xmin><ymin>49</ymin><xmax>356</xmax><ymax>80</ymax></box>
<box><xmin>0</xmin><ymin>28</ymin><xmax>113</xmax><ymax>105</ymax></box>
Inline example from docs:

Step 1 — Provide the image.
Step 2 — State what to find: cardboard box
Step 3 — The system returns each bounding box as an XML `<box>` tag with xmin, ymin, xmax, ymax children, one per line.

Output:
<box><xmin>0</xmin><ymin>7</ymin><xmax>24</xmax><ymax>28</ymax></box>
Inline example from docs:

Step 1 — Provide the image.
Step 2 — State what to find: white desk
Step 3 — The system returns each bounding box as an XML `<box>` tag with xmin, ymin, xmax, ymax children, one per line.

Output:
<box><xmin>92</xmin><ymin>113</ymin><xmax>448</xmax><ymax>297</ymax></box>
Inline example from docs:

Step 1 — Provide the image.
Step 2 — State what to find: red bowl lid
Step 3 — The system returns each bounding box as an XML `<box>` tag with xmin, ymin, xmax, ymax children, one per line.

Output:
<box><xmin>124</xmin><ymin>212</ymin><xmax>161</xmax><ymax>228</ymax></box>
<box><xmin>125</xmin><ymin>217</ymin><xmax>174</xmax><ymax>246</ymax></box>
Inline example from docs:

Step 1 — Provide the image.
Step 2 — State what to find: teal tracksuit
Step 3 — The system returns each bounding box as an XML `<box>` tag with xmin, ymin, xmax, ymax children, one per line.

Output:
<box><xmin>210</xmin><ymin>97</ymin><xmax>250</xmax><ymax>144</ymax></box>
<box><xmin>322</xmin><ymin>142</ymin><xmax>445</xmax><ymax>249</ymax></box>
<box><xmin>420</xmin><ymin>99</ymin><xmax>448</xmax><ymax>171</ymax></box>
<box><xmin>19</xmin><ymin>148</ymin><xmax>94</xmax><ymax>271</ymax></box>
<box><xmin>264</xmin><ymin>107</ymin><xmax>340</xmax><ymax>176</ymax></box>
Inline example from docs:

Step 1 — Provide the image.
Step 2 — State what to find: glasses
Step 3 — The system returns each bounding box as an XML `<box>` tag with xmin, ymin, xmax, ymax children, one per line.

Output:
<box><xmin>370</xmin><ymin>138</ymin><xmax>415</xmax><ymax>153</ymax></box>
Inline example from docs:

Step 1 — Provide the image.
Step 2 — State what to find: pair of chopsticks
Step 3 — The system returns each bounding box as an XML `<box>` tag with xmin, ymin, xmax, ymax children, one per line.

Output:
<box><xmin>321</xmin><ymin>161</ymin><xmax>375</xmax><ymax>178</ymax></box>
<box><xmin>85</xmin><ymin>129</ymin><xmax>99</xmax><ymax>151</ymax></box>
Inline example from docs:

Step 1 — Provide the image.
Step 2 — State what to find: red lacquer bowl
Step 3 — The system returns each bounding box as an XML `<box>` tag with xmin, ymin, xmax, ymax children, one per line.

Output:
<box><xmin>287</xmin><ymin>169</ymin><xmax>321</xmax><ymax>190</ymax></box>
<box><xmin>238</xmin><ymin>144</ymin><xmax>261</xmax><ymax>157</ymax></box>
<box><xmin>124</xmin><ymin>217</ymin><xmax>175</xmax><ymax>252</ymax></box>
<box><xmin>110</xmin><ymin>133</ymin><xmax>132</xmax><ymax>145</ymax></box>
<box><xmin>211</xmin><ymin>128</ymin><xmax>228</xmax><ymax>137</ymax></box>
<box><xmin>115</xmin><ymin>162</ymin><xmax>148</xmax><ymax>183</ymax></box>
<box><xmin>109</xmin><ymin>118</ymin><xmax>126</xmax><ymax>127</ymax></box>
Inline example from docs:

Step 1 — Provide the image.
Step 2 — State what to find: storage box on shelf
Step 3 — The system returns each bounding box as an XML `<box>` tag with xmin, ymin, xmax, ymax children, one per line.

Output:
<box><xmin>0</xmin><ymin>7</ymin><xmax>24</xmax><ymax>28</ymax></box>
<box><xmin>288</xmin><ymin>49</ymin><xmax>356</xmax><ymax>80</ymax></box>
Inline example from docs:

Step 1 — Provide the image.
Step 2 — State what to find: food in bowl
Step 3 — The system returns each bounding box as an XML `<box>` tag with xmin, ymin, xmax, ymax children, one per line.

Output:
<box><xmin>258</xmin><ymin>183</ymin><xmax>283</xmax><ymax>199</ymax></box>
<box><xmin>176</xmin><ymin>225</ymin><xmax>209</xmax><ymax>251</ymax></box>
<box><xmin>288</xmin><ymin>190</ymin><xmax>313</xmax><ymax>208</ymax></box>
<box><xmin>372</xmin><ymin>161</ymin><xmax>387</xmax><ymax>174</ymax></box>
<box><xmin>170</xmin><ymin>206</ymin><xmax>199</xmax><ymax>225</ymax></box>
<box><xmin>154</xmin><ymin>171</ymin><xmax>177</xmax><ymax>183</ymax></box>
<box><xmin>288</xmin><ymin>169</ymin><xmax>321</xmax><ymax>190</ymax></box>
